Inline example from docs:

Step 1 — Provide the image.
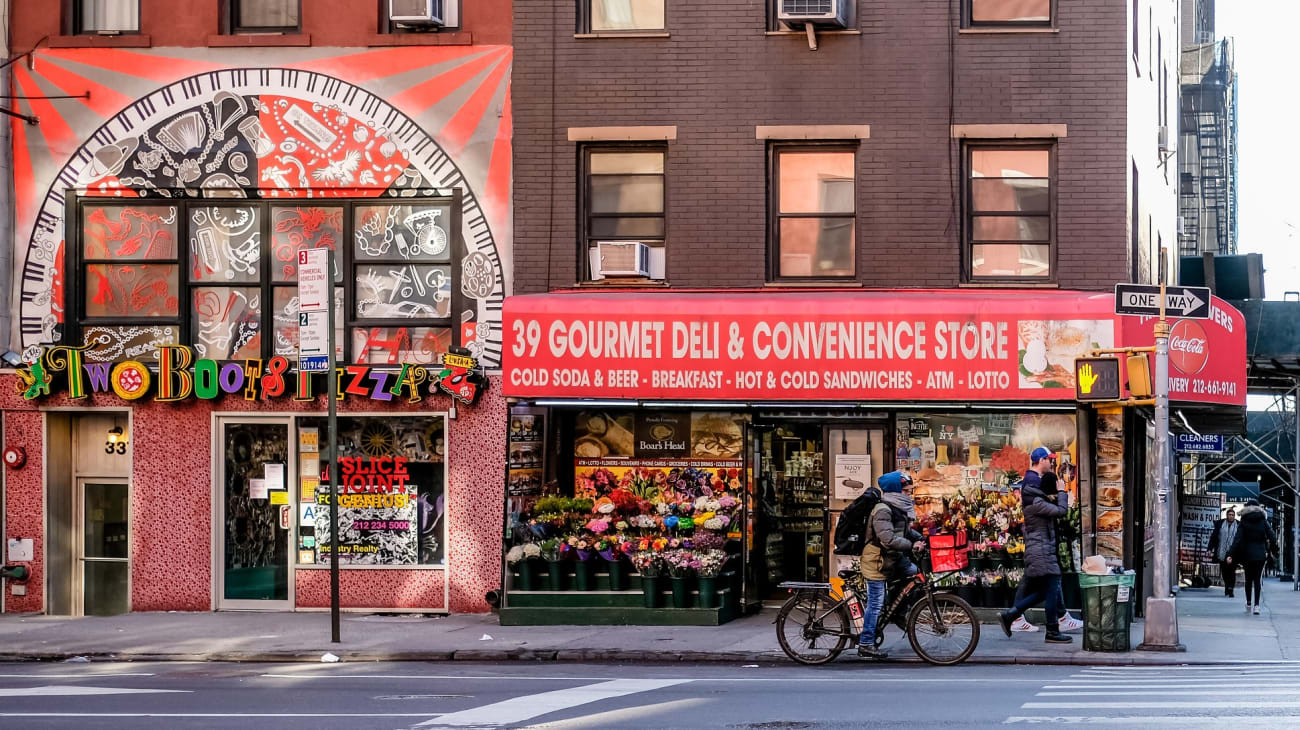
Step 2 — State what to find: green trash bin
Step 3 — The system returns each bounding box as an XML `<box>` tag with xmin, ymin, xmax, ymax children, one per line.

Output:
<box><xmin>1078</xmin><ymin>573</ymin><xmax>1136</xmax><ymax>652</ymax></box>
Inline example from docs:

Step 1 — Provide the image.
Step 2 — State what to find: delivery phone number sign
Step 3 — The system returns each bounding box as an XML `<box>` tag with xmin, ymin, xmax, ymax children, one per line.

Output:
<box><xmin>502</xmin><ymin>291</ymin><xmax>1122</xmax><ymax>402</ymax></box>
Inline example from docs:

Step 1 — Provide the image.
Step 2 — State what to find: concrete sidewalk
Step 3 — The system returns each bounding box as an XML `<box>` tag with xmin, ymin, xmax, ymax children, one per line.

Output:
<box><xmin>1</xmin><ymin>578</ymin><xmax>1295</xmax><ymax>666</ymax></box>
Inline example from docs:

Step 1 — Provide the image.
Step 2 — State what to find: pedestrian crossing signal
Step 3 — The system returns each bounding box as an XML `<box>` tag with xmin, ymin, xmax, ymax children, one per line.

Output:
<box><xmin>1075</xmin><ymin>357</ymin><xmax>1121</xmax><ymax>402</ymax></box>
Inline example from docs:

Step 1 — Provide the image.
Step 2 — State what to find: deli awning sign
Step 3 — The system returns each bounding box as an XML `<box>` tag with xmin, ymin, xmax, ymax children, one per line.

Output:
<box><xmin>501</xmin><ymin>290</ymin><xmax>1121</xmax><ymax>402</ymax></box>
<box><xmin>1176</xmin><ymin>433</ymin><xmax>1226</xmax><ymax>454</ymax></box>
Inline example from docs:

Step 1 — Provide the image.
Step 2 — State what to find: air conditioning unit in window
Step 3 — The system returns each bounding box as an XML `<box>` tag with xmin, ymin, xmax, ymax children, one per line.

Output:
<box><xmin>1158</xmin><ymin>125</ymin><xmax>1174</xmax><ymax>155</ymax></box>
<box><xmin>595</xmin><ymin>242</ymin><xmax>651</xmax><ymax>278</ymax></box>
<box><xmin>390</xmin><ymin>0</ymin><xmax>445</xmax><ymax>26</ymax></box>
<box><xmin>778</xmin><ymin>0</ymin><xmax>850</xmax><ymax>28</ymax></box>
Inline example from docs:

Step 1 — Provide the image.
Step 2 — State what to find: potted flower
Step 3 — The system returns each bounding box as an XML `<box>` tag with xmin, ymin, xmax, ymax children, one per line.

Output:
<box><xmin>540</xmin><ymin>538</ymin><xmax>565</xmax><ymax>591</ymax></box>
<box><xmin>694</xmin><ymin>550</ymin><xmax>726</xmax><ymax>609</ymax></box>
<box><xmin>632</xmin><ymin>550</ymin><xmax>666</xmax><ymax>608</ymax></box>
<box><xmin>1006</xmin><ymin>539</ymin><xmax>1026</xmax><ymax>569</ymax></box>
<box><xmin>988</xmin><ymin>540</ymin><xmax>1010</xmax><ymax>569</ymax></box>
<box><xmin>566</xmin><ymin>537</ymin><xmax>598</xmax><ymax>591</ymax></box>
<box><xmin>597</xmin><ymin>537</ymin><xmax>627</xmax><ymax>590</ymax></box>
<box><xmin>969</xmin><ymin>542</ymin><xmax>988</xmax><ymax>571</ymax></box>
<box><xmin>506</xmin><ymin>543</ymin><xmax>542</xmax><ymax>591</ymax></box>
<box><xmin>665</xmin><ymin>550</ymin><xmax>700</xmax><ymax>608</ymax></box>
<box><xmin>979</xmin><ymin>570</ymin><xmax>1005</xmax><ymax>608</ymax></box>
<box><xmin>954</xmin><ymin>571</ymin><xmax>979</xmax><ymax>607</ymax></box>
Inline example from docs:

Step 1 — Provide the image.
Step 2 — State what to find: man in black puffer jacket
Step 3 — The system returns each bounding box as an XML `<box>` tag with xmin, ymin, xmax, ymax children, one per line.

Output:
<box><xmin>999</xmin><ymin>448</ymin><xmax>1071</xmax><ymax>644</ymax></box>
<box><xmin>1227</xmin><ymin>500</ymin><xmax>1277</xmax><ymax>615</ymax></box>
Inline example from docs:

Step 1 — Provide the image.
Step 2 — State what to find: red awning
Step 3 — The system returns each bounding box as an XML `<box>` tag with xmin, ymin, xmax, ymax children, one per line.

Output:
<box><xmin>501</xmin><ymin>288</ymin><xmax>1245</xmax><ymax>406</ymax></box>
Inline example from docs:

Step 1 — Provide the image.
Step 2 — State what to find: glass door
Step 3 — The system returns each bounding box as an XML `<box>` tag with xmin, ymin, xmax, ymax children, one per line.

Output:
<box><xmin>826</xmin><ymin>426</ymin><xmax>889</xmax><ymax>577</ymax></box>
<box><xmin>218</xmin><ymin>418</ymin><xmax>293</xmax><ymax>609</ymax></box>
<box><xmin>79</xmin><ymin>479</ymin><xmax>129</xmax><ymax>616</ymax></box>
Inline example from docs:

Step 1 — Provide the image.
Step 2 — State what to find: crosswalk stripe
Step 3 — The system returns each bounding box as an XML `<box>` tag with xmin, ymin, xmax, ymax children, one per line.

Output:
<box><xmin>1005</xmin><ymin>715</ymin><xmax>1300</xmax><ymax>725</ymax></box>
<box><xmin>1038</xmin><ymin>689</ymin><xmax>1300</xmax><ymax>697</ymax></box>
<box><xmin>413</xmin><ymin>679</ymin><xmax>691</xmax><ymax>727</ymax></box>
<box><xmin>1023</xmin><ymin>701</ymin><xmax>1300</xmax><ymax>710</ymax></box>
<box><xmin>1049</xmin><ymin>682</ymin><xmax>1299</xmax><ymax>688</ymax></box>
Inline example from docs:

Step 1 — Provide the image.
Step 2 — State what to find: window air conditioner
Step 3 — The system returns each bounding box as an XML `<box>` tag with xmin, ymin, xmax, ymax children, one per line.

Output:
<box><xmin>390</xmin><ymin>0</ymin><xmax>445</xmax><ymax>26</ymax></box>
<box><xmin>595</xmin><ymin>242</ymin><xmax>651</xmax><ymax>278</ymax></box>
<box><xmin>777</xmin><ymin>0</ymin><xmax>850</xmax><ymax>28</ymax></box>
<box><xmin>1158</xmin><ymin>125</ymin><xmax>1174</xmax><ymax>155</ymax></box>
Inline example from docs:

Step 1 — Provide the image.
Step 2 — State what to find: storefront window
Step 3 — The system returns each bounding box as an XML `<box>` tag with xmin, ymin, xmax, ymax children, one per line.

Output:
<box><xmin>897</xmin><ymin>412</ymin><xmax>1079</xmax><ymax>566</ymax></box>
<box><xmin>296</xmin><ymin>416</ymin><xmax>447</xmax><ymax>567</ymax></box>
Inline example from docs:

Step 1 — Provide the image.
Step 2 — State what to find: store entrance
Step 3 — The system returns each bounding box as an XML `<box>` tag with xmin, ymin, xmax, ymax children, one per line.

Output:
<box><xmin>216</xmin><ymin>418</ymin><xmax>293</xmax><ymax>610</ymax></box>
<box><xmin>752</xmin><ymin>420</ymin><xmax>889</xmax><ymax>602</ymax></box>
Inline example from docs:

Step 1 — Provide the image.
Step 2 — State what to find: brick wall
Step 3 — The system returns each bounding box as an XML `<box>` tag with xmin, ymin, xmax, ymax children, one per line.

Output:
<box><xmin>514</xmin><ymin>0</ymin><xmax>1129</xmax><ymax>293</ymax></box>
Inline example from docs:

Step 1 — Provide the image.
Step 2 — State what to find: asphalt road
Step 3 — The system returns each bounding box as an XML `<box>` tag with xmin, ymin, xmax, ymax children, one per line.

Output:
<box><xmin>1</xmin><ymin>660</ymin><xmax>1299</xmax><ymax>729</ymax></box>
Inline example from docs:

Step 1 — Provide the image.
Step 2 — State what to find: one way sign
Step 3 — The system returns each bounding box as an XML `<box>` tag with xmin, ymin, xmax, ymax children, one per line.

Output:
<box><xmin>1114</xmin><ymin>283</ymin><xmax>1211</xmax><ymax>319</ymax></box>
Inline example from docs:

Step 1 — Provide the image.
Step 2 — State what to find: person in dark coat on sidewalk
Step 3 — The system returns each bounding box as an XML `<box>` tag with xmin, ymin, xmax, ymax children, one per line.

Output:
<box><xmin>999</xmin><ymin>448</ymin><xmax>1071</xmax><ymax>644</ymax></box>
<box><xmin>1227</xmin><ymin>501</ymin><xmax>1277</xmax><ymax>615</ymax></box>
<box><xmin>1206</xmin><ymin>507</ymin><xmax>1239</xmax><ymax>597</ymax></box>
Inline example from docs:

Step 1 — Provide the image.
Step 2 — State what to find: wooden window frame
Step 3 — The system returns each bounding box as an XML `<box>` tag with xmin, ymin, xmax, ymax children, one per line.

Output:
<box><xmin>767</xmin><ymin>142</ymin><xmax>859</xmax><ymax>283</ymax></box>
<box><xmin>962</xmin><ymin>141</ymin><xmax>1057</xmax><ymax>284</ymax></box>
<box><xmin>577</xmin><ymin>0</ymin><xmax>667</xmax><ymax>34</ymax></box>
<box><xmin>69</xmin><ymin>0</ymin><xmax>142</xmax><ymax>35</ymax></box>
<box><xmin>67</xmin><ymin>194</ymin><xmax>464</xmax><ymax>365</ymax></box>
<box><xmin>963</xmin><ymin>0</ymin><xmax>1054</xmax><ymax>29</ymax></box>
<box><xmin>577</xmin><ymin>143</ymin><xmax>668</xmax><ymax>282</ymax></box>
<box><xmin>226</xmin><ymin>0</ymin><xmax>303</xmax><ymax>34</ymax></box>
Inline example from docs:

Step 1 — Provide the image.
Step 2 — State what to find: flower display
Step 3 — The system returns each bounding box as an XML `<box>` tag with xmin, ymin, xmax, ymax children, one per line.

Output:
<box><xmin>506</xmin><ymin>545</ymin><xmax>527</xmax><ymax>564</ymax></box>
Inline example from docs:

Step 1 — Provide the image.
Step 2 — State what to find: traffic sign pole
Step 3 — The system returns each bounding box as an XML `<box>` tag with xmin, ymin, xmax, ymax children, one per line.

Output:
<box><xmin>325</xmin><ymin>248</ymin><xmax>340</xmax><ymax>641</ymax></box>
<box><xmin>1140</xmin><ymin>252</ymin><xmax>1184</xmax><ymax>652</ymax></box>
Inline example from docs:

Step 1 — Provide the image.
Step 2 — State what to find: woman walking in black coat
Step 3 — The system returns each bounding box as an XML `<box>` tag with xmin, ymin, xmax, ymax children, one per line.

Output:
<box><xmin>1227</xmin><ymin>500</ymin><xmax>1277</xmax><ymax>615</ymax></box>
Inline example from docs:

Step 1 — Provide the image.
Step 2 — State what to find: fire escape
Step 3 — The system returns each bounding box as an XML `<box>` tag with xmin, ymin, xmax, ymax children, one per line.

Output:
<box><xmin>1179</xmin><ymin>39</ymin><xmax>1237</xmax><ymax>257</ymax></box>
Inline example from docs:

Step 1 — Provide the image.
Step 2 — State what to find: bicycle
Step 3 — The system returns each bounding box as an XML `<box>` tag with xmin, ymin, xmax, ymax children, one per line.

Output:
<box><xmin>774</xmin><ymin>553</ymin><xmax>980</xmax><ymax>666</ymax></box>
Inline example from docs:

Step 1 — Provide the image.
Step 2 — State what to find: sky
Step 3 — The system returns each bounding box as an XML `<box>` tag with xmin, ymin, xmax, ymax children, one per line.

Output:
<box><xmin>1217</xmin><ymin>2</ymin><xmax>1298</xmax><ymax>299</ymax></box>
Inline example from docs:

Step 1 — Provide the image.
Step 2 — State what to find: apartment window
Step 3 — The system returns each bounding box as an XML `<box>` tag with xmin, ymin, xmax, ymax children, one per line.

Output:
<box><xmin>384</xmin><ymin>0</ymin><xmax>461</xmax><ymax>32</ymax></box>
<box><xmin>580</xmin><ymin>0</ymin><xmax>666</xmax><ymax>33</ymax></box>
<box><xmin>580</xmin><ymin>146</ymin><xmax>666</xmax><ymax>280</ymax></box>
<box><xmin>1132</xmin><ymin>0</ymin><xmax>1139</xmax><ymax>74</ymax></box>
<box><xmin>74</xmin><ymin>0</ymin><xmax>139</xmax><ymax>34</ymax></box>
<box><xmin>965</xmin><ymin>144</ymin><xmax>1053</xmax><ymax>281</ymax></box>
<box><xmin>231</xmin><ymin>0</ymin><xmax>301</xmax><ymax>33</ymax></box>
<box><xmin>72</xmin><ymin>196</ymin><xmax>461</xmax><ymax>365</ymax></box>
<box><xmin>770</xmin><ymin>146</ymin><xmax>856</xmax><ymax>280</ymax></box>
<box><xmin>966</xmin><ymin>0</ymin><xmax>1051</xmax><ymax>26</ymax></box>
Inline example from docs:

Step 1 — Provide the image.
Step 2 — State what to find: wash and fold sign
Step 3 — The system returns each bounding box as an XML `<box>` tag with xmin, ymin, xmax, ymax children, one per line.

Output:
<box><xmin>501</xmin><ymin>290</ymin><xmax>1247</xmax><ymax>405</ymax></box>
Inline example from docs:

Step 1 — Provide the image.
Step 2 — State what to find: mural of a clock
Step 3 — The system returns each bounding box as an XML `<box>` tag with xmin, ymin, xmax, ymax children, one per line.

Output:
<box><xmin>17</xmin><ymin>58</ymin><xmax>509</xmax><ymax>368</ymax></box>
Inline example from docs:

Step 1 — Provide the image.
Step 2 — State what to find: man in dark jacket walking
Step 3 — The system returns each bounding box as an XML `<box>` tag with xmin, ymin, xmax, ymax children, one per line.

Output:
<box><xmin>999</xmin><ymin>448</ymin><xmax>1071</xmax><ymax>644</ymax></box>
<box><xmin>1227</xmin><ymin>501</ymin><xmax>1277</xmax><ymax>615</ymax></box>
<box><xmin>1206</xmin><ymin>507</ymin><xmax>1239</xmax><ymax>597</ymax></box>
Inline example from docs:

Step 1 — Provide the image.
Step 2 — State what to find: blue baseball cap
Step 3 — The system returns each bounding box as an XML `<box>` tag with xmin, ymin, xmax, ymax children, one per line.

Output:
<box><xmin>1030</xmin><ymin>447</ymin><xmax>1057</xmax><ymax>464</ymax></box>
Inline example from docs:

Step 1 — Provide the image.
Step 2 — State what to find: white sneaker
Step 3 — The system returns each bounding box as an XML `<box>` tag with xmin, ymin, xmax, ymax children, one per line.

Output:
<box><xmin>1246</xmin><ymin>603</ymin><xmax>1253</xmax><ymax>614</ymax></box>
<box><xmin>1058</xmin><ymin>614</ymin><xmax>1083</xmax><ymax>632</ymax></box>
<box><xmin>1011</xmin><ymin>616</ymin><xmax>1039</xmax><ymax>632</ymax></box>
<box><xmin>1253</xmin><ymin>605</ymin><xmax>1261</xmax><ymax>615</ymax></box>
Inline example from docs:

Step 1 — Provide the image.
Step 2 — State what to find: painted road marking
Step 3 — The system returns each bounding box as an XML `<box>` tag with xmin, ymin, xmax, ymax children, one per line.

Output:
<box><xmin>413</xmin><ymin>678</ymin><xmax>691</xmax><ymax>727</ymax></box>
<box><xmin>0</xmin><ymin>713</ymin><xmax>445</xmax><ymax>719</ymax></box>
<box><xmin>1038</xmin><ymin>689</ymin><xmax>1300</xmax><ymax>697</ymax></box>
<box><xmin>0</xmin><ymin>685</ymin><xmax>189</xmax><ymax>697</ymax></box>
<box><xmin>1023</xmin><ymin>702</ymin><xmax>1300</xmax><ymax>709</ymax></box>
<box><xmin>260</xmin><ymin>673</ymin><xmax>1024</xmax><ymax>684</ymax></box>
<box><xmin>0</xmin><ymin>673</ymin><xmax>154</xmax><ymax>678</ymax></box>
<box><xmin>1006</xmin><ymin>716</ymin><xmax>1300</xmax><ymax>725</ymax></box>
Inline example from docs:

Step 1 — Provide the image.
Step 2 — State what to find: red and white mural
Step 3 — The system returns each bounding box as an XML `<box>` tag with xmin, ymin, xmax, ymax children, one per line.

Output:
<box><xmin>2</xmin><ymin>46</ymin><xmax>511</xmax><ymax>614</ymax></box>
<box><xmin>11</xmin><ymin>46</ymin><xmax>512</xmax><ymax>367</ymax></box>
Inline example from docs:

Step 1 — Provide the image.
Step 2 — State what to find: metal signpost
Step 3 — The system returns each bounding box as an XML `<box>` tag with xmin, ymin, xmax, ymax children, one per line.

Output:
<box><xmin>297</xmin><ymin>248</ymin><xmax>340</xmax><ymax>643</ymax></box>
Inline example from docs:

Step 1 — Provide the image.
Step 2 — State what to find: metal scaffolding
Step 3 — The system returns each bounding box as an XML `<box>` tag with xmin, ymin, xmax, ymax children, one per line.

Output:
<box><xmin>1179</xmin><ymin>39</ymin><xmax>1238</xmax><ymax>257</ymax></box>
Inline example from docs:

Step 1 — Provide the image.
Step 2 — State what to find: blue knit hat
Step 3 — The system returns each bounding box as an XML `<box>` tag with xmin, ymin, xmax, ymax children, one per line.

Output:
<box><xmin>878</xmin><ymin>470</ymin><xmax>910</xmax><ymax>493</ymax></box>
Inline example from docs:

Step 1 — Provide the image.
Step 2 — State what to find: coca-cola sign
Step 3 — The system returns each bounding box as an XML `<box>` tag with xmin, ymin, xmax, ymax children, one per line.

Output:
<box><xmin>1169</xmin><ymin>319</ymin><xmax>1209</xmax><ymax>375</ymax></box>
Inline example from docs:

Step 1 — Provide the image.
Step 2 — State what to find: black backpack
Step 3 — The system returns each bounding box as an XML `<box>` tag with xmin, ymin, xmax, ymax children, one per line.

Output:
<box><xmin>833</xmin><ymin>489</ymin><xmax>882</xmax><ymax>556</ymax></box>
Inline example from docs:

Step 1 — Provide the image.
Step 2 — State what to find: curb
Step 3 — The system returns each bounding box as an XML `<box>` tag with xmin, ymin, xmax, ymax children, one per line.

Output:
<box><xmin>0</xmin><ymin>648</ymin><xmax>1280</xmax><ymax>666</ymax></box>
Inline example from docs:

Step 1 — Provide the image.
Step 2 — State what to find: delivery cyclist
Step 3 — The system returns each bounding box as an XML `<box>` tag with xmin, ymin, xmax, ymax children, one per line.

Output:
<box><xmin>858</xmin><ymin>471</ymin><xmax>925</xmax><ymax>659</ymax></box>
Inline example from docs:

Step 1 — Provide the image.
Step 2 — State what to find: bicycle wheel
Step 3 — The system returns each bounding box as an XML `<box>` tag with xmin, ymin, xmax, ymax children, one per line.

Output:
<box><xmin>906</xmin><ymin>591</ymin><xmax>980</xmax><ymax>666</ymax></box>
<box><xmin>775</xmin><ymin>591</ymin><xmax>849</xmax><ymax>665</ymax></box>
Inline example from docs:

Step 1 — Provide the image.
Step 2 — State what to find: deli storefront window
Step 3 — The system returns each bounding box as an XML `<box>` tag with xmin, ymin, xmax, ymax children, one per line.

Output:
<box><xmin>897</xmin><ymin>412</ymin><xmax>1081</xmax><ymax>565</ymax></box>
<box><xmin>297</xmin><ymin>416</ymin><xmax>447</xmax><ymax>567</ymax></box>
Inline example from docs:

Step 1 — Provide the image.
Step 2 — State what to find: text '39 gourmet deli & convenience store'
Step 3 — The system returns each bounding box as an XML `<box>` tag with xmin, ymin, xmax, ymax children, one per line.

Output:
<box><xmin>497</xmin><ymin>289</ymin><xmax>1245</xmax><ymax>623</ymax></box>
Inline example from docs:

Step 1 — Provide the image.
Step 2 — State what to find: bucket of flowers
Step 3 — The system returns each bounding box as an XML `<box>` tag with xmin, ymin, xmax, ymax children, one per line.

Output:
<box><xmin>665</xmin><ymin>550</ymin><xmax>701</xmax><ymax>608</ymax></box>
<box><xmin>631</xmin><ymin>547</ymin><xmax>667</xmax><ymax>608</ymax></box>
<box><xmin>563</xmin><ymin>536</ymin><xmax>598</xmax><ymax>591</ymax></box>
<box><xmin>596</xmin><ymin>537</ymin><xmax>627</xmax><ymax>590</ymax></box>
<box><xmin>694</xmin><ymin>550</ymin><xmax>727</xmax><ymax>609</ymax></box>
<box><xmin>540</xmin><ymin>538</ymin><xmax>565</xmax><ymax>591</ymax></box>
<box><xmin>954</xmin><ymin>571</ymin><xmax>979</xmax><ymax>607</ymax></box>
<box><xmin>506</xmin><ymin>543</ymin><xmax>543</xmax><ymax>591</ymax></box>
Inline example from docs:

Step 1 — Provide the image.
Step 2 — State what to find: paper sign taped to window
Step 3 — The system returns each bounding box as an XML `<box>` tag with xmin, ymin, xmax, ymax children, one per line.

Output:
<box><xmin>250</xmin><ymin>478</ymin><xmax>268</xmax><ymax>500</ymax></box>
<box><xmin>264</xmin><ymin>463</ymin><xmax>285</xmax><ymax>492</ymax></box>
<box><xmin>270</xmin><ymin>491</ymin><xmax>289</xmax><ymax>505</ymax></box>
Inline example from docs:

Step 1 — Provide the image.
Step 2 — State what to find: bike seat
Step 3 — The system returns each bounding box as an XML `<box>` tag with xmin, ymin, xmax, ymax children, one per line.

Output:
<box><xmin>837</xmin><ymin>569</ymin><xmax>858</xmax><ymax>580</ymax></box>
